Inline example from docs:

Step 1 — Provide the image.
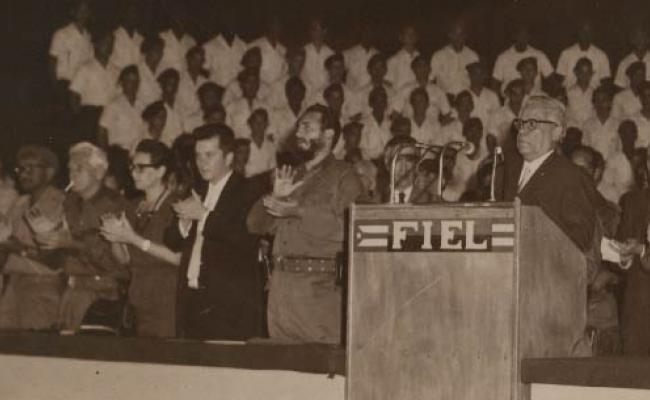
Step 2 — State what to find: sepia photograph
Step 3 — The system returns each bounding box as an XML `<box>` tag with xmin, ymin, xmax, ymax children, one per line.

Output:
<box><xmin>2</xmin><ymin>0</ymin><xmax>650</xmax><ymax>398</ymax></box>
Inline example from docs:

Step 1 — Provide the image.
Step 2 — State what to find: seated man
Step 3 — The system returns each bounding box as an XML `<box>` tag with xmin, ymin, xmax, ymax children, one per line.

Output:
<box><xmin>35</xmin><ymin>142</ymin><xmax>129</xmax><ymax>332</ymax></box>
<box><xmin>0</xmin><ymin>146</ymin><xmax>65</xmax><ymax>330</ymax></box>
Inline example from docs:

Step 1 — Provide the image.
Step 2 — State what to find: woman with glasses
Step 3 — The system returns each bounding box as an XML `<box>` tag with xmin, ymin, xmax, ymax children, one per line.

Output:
<box><xmin>100</xmin><ymin>139</ymin><xmax>180</xmax><ymax>337</ymax></box>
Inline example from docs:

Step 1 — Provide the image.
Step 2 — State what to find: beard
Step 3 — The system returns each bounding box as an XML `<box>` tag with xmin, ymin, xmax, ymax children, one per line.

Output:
<box><xmin>288</xmin><ymin>136</ymin><xmax>325</xmax><ymax>164</ymax></box>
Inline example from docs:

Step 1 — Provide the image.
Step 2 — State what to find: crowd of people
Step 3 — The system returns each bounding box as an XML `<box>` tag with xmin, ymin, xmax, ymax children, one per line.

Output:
<box><xmin>3</xmin><ymin>0</ymin><xmax>650</xmax><ymax>355</ymax></box>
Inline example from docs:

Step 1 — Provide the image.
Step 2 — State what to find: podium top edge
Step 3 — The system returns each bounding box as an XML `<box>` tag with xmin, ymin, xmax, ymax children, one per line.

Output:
<box><xmin>352</xmin><ymin>202</ymin><xmax>515</xmax><ymax>210</ymax></box>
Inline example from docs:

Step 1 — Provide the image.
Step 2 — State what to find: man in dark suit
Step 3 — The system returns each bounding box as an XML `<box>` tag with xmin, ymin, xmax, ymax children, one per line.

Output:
<box><xmin>499</xmin><ymin>95</ymin><xmax>598</xmax><ymax>253</ymax></box>
<box><xmin>166</xmin><ymin>123</ymin><xmax>263</xmax><ymax>340</ymax></box>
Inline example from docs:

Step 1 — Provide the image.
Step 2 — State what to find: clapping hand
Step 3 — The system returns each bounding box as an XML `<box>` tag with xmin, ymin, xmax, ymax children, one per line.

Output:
<box><xmin>34</xmin><ymin>224</ymin><xmax>74</xmax><ymax>250</ymax></box>
<box><xmin>272</xmin><ymin>166</ymin><xmax>303</xmax><ymax>199</ymax></box>
<box><xmin>173</xmin><ymin>191</ymin><xmax>207</xmax><ymax>221</ymax></box>
<box><xmin>25</xmin><ymin>207</ymin><xmax>59</xmax><ymax>234</ymax></box>
<box><xmin>617</xmin><ymin>238</ymin><xmax>645</xmax><ymax>263</ymax></box>
<box><xmin>100</xmin><ymin>212</ymin><xmax>137</xmax><ymax>245</ymax></box>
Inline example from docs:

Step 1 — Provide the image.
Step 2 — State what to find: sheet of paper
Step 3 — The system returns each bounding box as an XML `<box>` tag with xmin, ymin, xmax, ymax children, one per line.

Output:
<box><xmin>601</xmin><ymin>237</ymin><xmax>622</xmax><ymax>264</ymax></box>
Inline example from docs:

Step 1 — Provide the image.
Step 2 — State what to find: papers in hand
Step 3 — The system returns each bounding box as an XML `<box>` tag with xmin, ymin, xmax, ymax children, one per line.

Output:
<box><xmin>601</xmin><ymin>237</ymin><xmax>622</xmax><ymax>264</ymax></box>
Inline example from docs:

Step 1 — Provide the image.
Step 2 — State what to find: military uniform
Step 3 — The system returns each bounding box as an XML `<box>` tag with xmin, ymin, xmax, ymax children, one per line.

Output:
<box><xmin>248</xmin><ymin>155</ymin><xmax>363</xmax><ymax>343</ymax></box>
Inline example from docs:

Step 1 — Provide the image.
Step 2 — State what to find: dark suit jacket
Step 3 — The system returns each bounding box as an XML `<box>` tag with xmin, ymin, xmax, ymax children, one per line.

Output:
<box><xmin>498</xmin><ymin>151</ymin><xmax>598</xmax><ymax>253</ymax></box>
<box><xmin>165</xmin><ymin>172</ymin><xmax>263</xmax><ymax>339</ymax></box>
<box><xmin>617</xmin><ymin>188</ymin><xmax>650</xmax><ymax>355</ymax></box>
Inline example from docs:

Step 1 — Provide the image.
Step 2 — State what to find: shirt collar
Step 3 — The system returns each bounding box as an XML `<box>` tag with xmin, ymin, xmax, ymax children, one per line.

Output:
<box><xmin>523</xmin><ymin>150</ymin><xmax>554</xmax><ymax>171</ymax></box>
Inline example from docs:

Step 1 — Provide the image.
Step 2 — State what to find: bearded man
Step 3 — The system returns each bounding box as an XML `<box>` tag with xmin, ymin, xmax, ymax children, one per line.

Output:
<box><xmin>247</xmin><ymin>104</ymin><xmax>363</xmax><ymax>344</ymax></box>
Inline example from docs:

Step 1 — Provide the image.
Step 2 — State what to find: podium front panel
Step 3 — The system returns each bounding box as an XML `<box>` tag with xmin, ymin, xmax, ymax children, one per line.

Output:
<box><xmin>347</xmin><ymin>204</ymin><xmax>516</xmax><ymax>400</ymax></box>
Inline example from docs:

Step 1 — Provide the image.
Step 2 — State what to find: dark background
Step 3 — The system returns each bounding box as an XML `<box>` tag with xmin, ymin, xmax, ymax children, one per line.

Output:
<box><xmin>2</xmin><ymin>0</ymin><xmax>650</xmax><ymax>160</ymax></box>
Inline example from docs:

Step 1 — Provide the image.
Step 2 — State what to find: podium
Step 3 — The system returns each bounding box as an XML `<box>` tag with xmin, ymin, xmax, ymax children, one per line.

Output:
<box><xmin>347</xmin><ymin>201</ymin><xmax>589</xmax><ymax>400</ymax></box>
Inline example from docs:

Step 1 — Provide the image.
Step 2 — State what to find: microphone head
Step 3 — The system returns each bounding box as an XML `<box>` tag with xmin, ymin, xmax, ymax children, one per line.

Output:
<box><xmin>495</xmin><ymin>146</ymin><xmax>503</xmax><ymax>155</ymax></box>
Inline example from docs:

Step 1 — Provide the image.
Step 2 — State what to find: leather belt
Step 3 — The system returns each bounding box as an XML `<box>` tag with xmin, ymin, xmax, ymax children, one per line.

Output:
<box><xmin>273</xmin><ymin>256</ymin><xmax>337</xmax><ymax>274</ymax></box>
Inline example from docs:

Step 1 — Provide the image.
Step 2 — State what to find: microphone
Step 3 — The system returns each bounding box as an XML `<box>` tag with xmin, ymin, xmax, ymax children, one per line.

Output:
<box><xmin>388</xmin><ymin>142</ymin><xmax>443</xmax><ymax>204</ymax></box>
<box><xmin>490</xmin><ymin>146</ymin><xmax>504</xmax><ymax>202</ymax></box>
<box><xmin>438</xmin><ymin>141</ymin><xmax>476</xmax><ymax>197</ymax></box>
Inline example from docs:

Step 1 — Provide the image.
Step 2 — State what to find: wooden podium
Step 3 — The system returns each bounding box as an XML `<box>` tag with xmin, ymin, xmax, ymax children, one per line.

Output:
<box><xmin>347</xmin><ymin>201</ymin><xmax>589</xmax><ymax>400</ymax></box>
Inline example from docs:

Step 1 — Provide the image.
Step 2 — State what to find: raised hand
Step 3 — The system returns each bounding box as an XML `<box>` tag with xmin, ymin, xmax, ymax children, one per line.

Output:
<box><xmin>272</xmin><ymin>166</ymin><xmax>303</xmax><ymax>199</ymax></box>
<box><xmin>173</xmin><ymin>191</ymin><xmax>208</xmax><ymax>221</ymax></box>
<box><xmin>100</xmin><ymin>212</ymin><xmax>138</xmax><ymax>245</ymax></box>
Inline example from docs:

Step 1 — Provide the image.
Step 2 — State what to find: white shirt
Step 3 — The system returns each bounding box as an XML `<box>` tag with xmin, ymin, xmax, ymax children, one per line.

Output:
<box><xmin>430</xmin><ymin>45</ymin><xmax>479</xmax><ymax>95</ymax></box>
<box><xmin>343</xmin><ymin>45</ymin><xmax>378</xmax><ymax>90</ymax></box>
<box><xmin>226</xmin><ymin>97</ymin><xmax>269</xmax><ymax>138</ymax></box>
<box><xmin>186</xmin><ymin>171</ymin><xmax>233</xmax><ymax>288</ymax></box>
<box><xmin>518</xmin><ymin>150</ymin><xmax>554</xmax><ymax>191</ymax></box>
<box><xmin>439</xmin><ymin>119</ymin><xmax>466</xmax><ymax>145</ymax></box>
<box><xmin>386</xmin><ymin>48</ymin><xmax>419</xmax><ymax>90</ymax></box>
<box><xmin>598</xmin><ymin>152</ymin><xmax>634</xmax><ymax>204</ymax></box>
<box><xmin>303</xmin><ymin>43</ymin><xmax>334</xmax><ymax>91</ymax></box>
<box><xmin>203</xmin><ymin>34</ymin><xmax>247</xmax><ymax>87</ymax></box>
<box><xmin>359</xmin><ymin>113</ymin><xmax>392</xmax><ymax>160</ymax></box>
<box><xmin>469</xmin><ymin>87</ymin><xmax>501</xmax><ymax>128</ymax></box>
<box><xmin>409</xmin><ymin>115</ymin><xmax>442</xmax><ymax>145</ymax></box>
<box><xmin>487</xmin><ymin>105</ymin><xmax>517</xmax><ymax>145</ymax></box>
<box><xmin>246</xmin><ymin>137</ymin><xmax>277</xmax><ymax>177</ymax></box>
<box><xmin>110</xmin><ymin>27</ymin><xmax>143</xmax><ymax>69</ymax></box>
<box><xmin>159</xmin><ymin>30</ymin><xmax>197</xmax><ymax>73</ymax></box>
<box><xmin>177</xmin><ymin>71</ymin><xmax>209</xmax><ymax>120</ymax></box>
<box><xmin>160</xmin><ymin>102</ymin><xmax>184</xmax><ymax>146</ymax></box>
<box><xmin>395</xmin><ymin>81</ymin><xmax>451</xmax><ymax>119</ymax></box>
<box><xmin>270</xmin><ymin>104</ymin><xmax>303</xmax><ymax>146</ymax></box>
<box><xmin>492</xmin><ymin>45</ymin><xmax>554</xmax><ymax>91</ymax></box>
<box><xmin>581</xmin><ymin>115</ymin><xmax>621</xmax><ymax>161</ymax></box>
<box><xmin>566</xmin><ymin>84</ymin><xmax>595</xmax><ymax>128</ymax></box>
<box><xmin>630</xmin><ymin>112</ymin><xmax>650</xmax><ymax>148</ymax></box>
<box><xmin>137</xmin><ymin>61</ymin><xmax>163</xmax><ymax>107</ymax></box>
<box><xmin>49</xmin><ymin>23</ymin><xmax>93</xmax><ymax>81</ymax></box>
<box><xmin>612</xmin><ymin>89</ymin><xmax>642</xmax><ymax>120</ymax></box>
<box><xmin>99</xmin><ymin>94</ymin><xmax>145</xmax><ymax>152</ymax></box>
<box><xmin>614</xmin><ymin>51</ymin><xmax>650</xmax><ymax>89</ymax></box>
<box><xmin>69</xmin><ymin>59</ymin><xmax>120</xmax><ymax>106</ymax></box>
<box><xmin>556</xmin><ymin>43</ymin><xmax>611</xmax><ymax>88</ymax></box>
<box><xmin>248</xmin><ymin>37</ymin><xmax>287</xmax><ymax>84</ymax></box>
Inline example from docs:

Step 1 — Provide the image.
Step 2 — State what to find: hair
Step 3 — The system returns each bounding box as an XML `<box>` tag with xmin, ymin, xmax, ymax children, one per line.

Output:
<box><xmin>410</xmin><ymin>54</ymin><xmax>430</xmax><ymax>70</ymax></box>
<box><xmin>323</xmin><ymin>82</ymin><xmax>343</xmax><ymax>98</ymax></box>
<box><xmin>324</xmin><ymin>53</ymin><xmax>345</xmax><ymax>70</ymax></box>
<box><xmin>157</xmin><ymin>68</ymin><xmax>180</xmax><ymax>85</ymax></box>
<box><xmin>592</xmin><ymin>85</ymin><xmax>613</xmax><ymax>102</ymax></box>
<box><xmin>118</xmin><ymin>64</ymin><xmax>139</xmax><ymax>83</ymax></box>
<box><xmin>141</xmin><ymin>101</ymin><xmax>165</xmax><ymax>122</ymax></box>
<box><xmin>522</xmin><ymin>95</ymin><xmax>567</xmax><ymax>129</ymax></box>
<box><xmin>106</xmin><ymin>145</ymin><xmax>135</xmax><ymax>195</ymax></box>
<box><xmin>301</xmin><ymin>104</ymin><xmax>341</xmax><ymax>149</ymax></box>
<box><xmin>185</xmin><ymin>45</ymin><xmax>205</xmax><ymax>61</ymax></box>
<box><xmin>383</xmin><ymin>135</ymin><xmax>417</xmax><ymax>168</ymax></box>
<box><xmin>197</xmin><ymin>82</ymin><xmax>224</xmax><ymax>100</ymax></box>
<box><xmin>367</xmin><ymin>53</ymin><xmax>387</xmax><ymax>71</ymax></box>
<box><xmin>16</xmin><ymin>145</ymin><xmax>60</xmax><ymax>175</ymax></box>
<box><xmin>516</xmin><ymin>56</ymin><xmax>537</xmax><ymax>71</ymax></box>
<box><xmin>410</xmin><ymin>87</ymin><xmax>429</xmax><ymax>104</ymax></box>
<box><xmin>626</xmin><ymin>61</ymin><xmax>646</xmax><ymax>77</ymax></box>
<box><xmin>505</xmin><ymin>78</ymin><xmax>525</xmax><ymax>94</ymax></box>
<box><xmin>193</xmin><ymin>123</ymin><xmax>236</xmax><ymax>155</ymax></box>
<box><xmin>241</xmin><ymin>46</ymin><xmax>262</xmax><ymax>66</ymax></box>
<box><xmin>69</xmin><ymin>142</ymin><xmax>109</xmax><ymax>173</ymax></box>
<box><xmin>573</xmin><ymin>57</ymin><xmax>593</xmax><ymax>73</ymax></box>
<box><xmin>134</xmin><ymin>139</ymin><xmax>174</xmax><ymax>181</ymax></box>
<box><xmin>285</xmin><ymin>77</ymin><xmax>306</xmax><ymax>94</ymax></box>
<box><xmin>141</xmin><ymin>35</ymin><xmax>164</xmax><ymax>54</ymax></box>
<box><xmin>247</xmin><ymin>108</ymin><xmax>269</xmax><ymax>124</ymax></box>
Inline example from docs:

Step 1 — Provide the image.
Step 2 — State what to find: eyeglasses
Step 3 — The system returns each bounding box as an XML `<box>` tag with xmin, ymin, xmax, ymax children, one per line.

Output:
<box><xmin>513</xmin><ymin>118</ymin><xmax>559</xmax><ymax>132</ymax></box>
<box><xmin>129</xmin><ymin>163</ymin><xmax>159</xmax><ymax>173</ymax></box>
<box><xmin>14</xmin><ymin>163</ymin><xmax>47</xmax><ymax>174</ymax></box>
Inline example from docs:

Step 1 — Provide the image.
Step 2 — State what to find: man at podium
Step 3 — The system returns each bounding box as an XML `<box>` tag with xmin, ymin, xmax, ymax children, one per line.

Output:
<box><xmin>499</xmin><ymin>95</ymin><xmax>598</xmax><ymax>253</ymax></box>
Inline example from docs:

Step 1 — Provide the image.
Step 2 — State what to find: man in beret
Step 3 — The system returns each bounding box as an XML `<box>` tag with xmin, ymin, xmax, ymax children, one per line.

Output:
<box><xmin>0</xmin><ymin>145</ymin><xmax>66</xmax><ymax>330</ymax></box>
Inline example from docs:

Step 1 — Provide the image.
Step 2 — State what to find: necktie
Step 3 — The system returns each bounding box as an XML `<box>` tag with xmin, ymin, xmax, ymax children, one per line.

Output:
<box><xmin>518</xmin><ymin>164</ymin><xmax>532</xmax><ymax>192</ymax></box>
